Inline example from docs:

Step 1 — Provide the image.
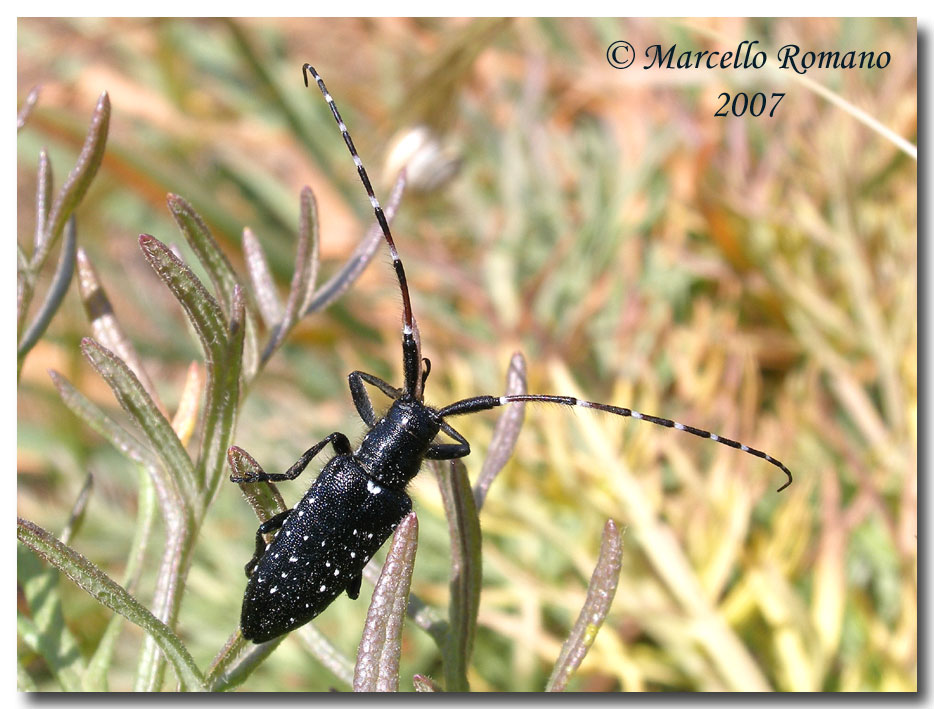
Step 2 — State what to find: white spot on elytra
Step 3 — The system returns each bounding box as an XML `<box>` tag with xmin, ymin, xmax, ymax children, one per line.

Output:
<box><xmin>319</xmin><ymin>584</ymin><xmax>327</xmax><ymax>592</ymax></box>
<box><xmin>334</xmin><ymin>569</ymin><xmax>340</xmax><ymax>576</ymax></box>
<box><xmin>321</xmin><ymin>540</ymin><xmax>326</xmax><ymax>547</ymax></box>
<box><xmin>281</xmin><ymin>572</ymin><xmax>288</xmax><ymax>578</ymax></box>
<box><xmin>325</xmin><ymin>562</ymin><xmax>331</xmax><ymax>568</ymax></box>
<box><xmin>303</xmin><ymin>535</ymin><xmax>309</xmax><ymax>541</ymax></box>
<box><xmin>270</xmin><ymin>586</ymin><xmax>278</xmax><ymax>593</ymax></box>
<box><xmin>298</xmin><ymin>510</ymin><xmax>304</xmax><ymax>517</ymax></box>
<box><xmin>350</xmin><ymin>552</ymin><xmax>356</xmax><ymax>558</ymax></box>
<box><xmin>286</xmin><ymin>530</ymin><xmax>291</xmax><ymax>536</ymax></box>
<box><xmin>353</xmin><ymin>529</ymin><xmax>358</xmax><ymax>535</ymax></box>
<box><xmin>367</xmin><ymin>480</ymin><xmax>382</xmax><ymax>495</ymax></box>
<box><xmin>367</xmin><ymin>533</ymin><xmax>373</xmax><ymax>539</ymax></box>
<box><xmin>289</xmin><ymin>556</ymin><xmax>298</xmax><ymax>563</ymax></box>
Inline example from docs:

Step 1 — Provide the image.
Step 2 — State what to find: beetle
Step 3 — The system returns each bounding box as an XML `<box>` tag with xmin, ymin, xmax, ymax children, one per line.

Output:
<box><xmin>228</xmin><ymin>64</ymin><xmax>793</xmax><ymax>644</ymax></box>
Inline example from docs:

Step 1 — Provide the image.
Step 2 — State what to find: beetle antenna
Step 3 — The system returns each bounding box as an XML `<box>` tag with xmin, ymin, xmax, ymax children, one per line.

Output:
<box><xmin>438</xmin><ymin>394</ymin><xmax>792</xmax><ymax>492</ymax></box>
<box><xmin>303</xmin><ymin>64</ymin><xmax>421</xmax><ymax>398</ymax></box>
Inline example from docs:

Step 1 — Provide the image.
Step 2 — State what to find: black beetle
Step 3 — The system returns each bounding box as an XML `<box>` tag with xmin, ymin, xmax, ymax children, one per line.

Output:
<box><xmin>229</xmin><ymin>64</ymin><xmax>793</xmax><ymax>644</ymax></box>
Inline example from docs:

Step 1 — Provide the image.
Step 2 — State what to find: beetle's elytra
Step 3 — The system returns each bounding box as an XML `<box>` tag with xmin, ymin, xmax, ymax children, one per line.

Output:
<box><xmin>229</xmin><ymin>64</ymin><xmax>793</xmax><ymax>644</ymax></box>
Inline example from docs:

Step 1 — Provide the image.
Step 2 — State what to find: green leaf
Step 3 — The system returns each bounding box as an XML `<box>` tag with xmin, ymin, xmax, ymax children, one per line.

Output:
<box><xmin>80</xmin><ymin>338</ymin><xmax>199</xmax><ymax>509</ymax></box>
<box><xmin>138</xmin><ymin>234</ymin><xmax>228</xmax><ymax>368</ymax></box>
<box><xmin>39</xmin><ymin>92</ymin><xmax>110</xmax><ymax>267</ymax></box>
<box><xmin>297</xmin><ymin>623</ymin><xmax>355</xmax><ymax>688</ymax></box>
<box><xmin>17</xmin><ymin>545</ymin><xmax>85</xmax><ymax>690</ymax></box>
<box><xmin>354</xmin><ymin>513</ymin><xmax>418</xmax><ymax>692</ymax></box>
<box><xmin>208</xmin><ymin>633</ymin><xmax>284</xmax><ymax>692</ymax></box>
<box><xmin>241</xmin><ymin>226</ymin><xmax>282</xmax><ymax>329</ymax></box>
<box><xmin>83</xmin><ymin>472</ymin><xmax>158</xmax><ymax>691</ymax></box>
<box><xmin>18</xmin><ymin>215</ymin><xmax>77</xmax><ymax>363</ymax></box>
<box><xmin>199</xmin><ymin>285</ymin><xmax>246</xmax><ymax>502</ymax></box>
<box><xmin>17</xmin><ymin>518</ymin><xmax>206</xmax><ymax>691</ymax></box>
<box><xmin>546</xmin><ymin>519</ymin><xmax>623</xmax><ymax>691</ymax></box>
<box><xmin>434</xmin><ymin>459</ymin><xmax>482</xmax><ymax>692</ymax></box>
<box><xmin>166</xmin><ymin>194</ymin><xmax>247</xmax><ymax>318</ymax></box>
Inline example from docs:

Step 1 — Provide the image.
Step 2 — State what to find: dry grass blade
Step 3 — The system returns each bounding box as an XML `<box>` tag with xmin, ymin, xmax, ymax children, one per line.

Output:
<box><xmin>546</xmin><ymin>519</ymin><xmax>623</xmax><ymax>691</ymax></box>
<box><xmin>354</xmin><ymin>512</ymin><xmax>418</xmax><ymax>692</ymax></box>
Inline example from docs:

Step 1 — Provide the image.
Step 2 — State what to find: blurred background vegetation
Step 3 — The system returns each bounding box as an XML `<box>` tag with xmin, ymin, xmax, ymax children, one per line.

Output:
<box><xmin>17</xmin><ymin>18</ymin><xmax>916</xmax><ymax>691</ymax></box>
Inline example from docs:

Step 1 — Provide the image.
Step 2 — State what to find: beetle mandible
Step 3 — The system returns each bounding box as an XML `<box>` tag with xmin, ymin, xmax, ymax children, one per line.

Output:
<box><xmin>228</xmin><ymin>64</ymin><xmax>793</xmax><ymax>644</ymax></box>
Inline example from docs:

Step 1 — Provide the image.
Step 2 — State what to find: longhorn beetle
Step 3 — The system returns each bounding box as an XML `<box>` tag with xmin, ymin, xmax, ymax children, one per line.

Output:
<box><xmin>228</xmin><ymin>64</ymin><xmax>794</xmax><ymax>644</ymax></box>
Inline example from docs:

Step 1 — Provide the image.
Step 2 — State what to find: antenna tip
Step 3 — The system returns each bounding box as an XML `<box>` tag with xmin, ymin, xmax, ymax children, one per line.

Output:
<box><xmin>302</xmin><ymin>63</ymin><xmax>317</xmax><ymax>87</ymax></box>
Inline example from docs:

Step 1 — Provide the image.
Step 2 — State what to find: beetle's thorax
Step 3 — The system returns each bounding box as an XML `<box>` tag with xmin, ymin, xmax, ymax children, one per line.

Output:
<box><xmin>355</xmin><ymin>397</ymin><xmax>441</xmax><ymax>488</ymax></box>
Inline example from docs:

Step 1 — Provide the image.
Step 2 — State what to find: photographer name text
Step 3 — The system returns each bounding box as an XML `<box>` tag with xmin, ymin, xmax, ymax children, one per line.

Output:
<box><xmin>642</xmin><ymin>40</ymin><xmax>890</xmax><ymax>74</ymax></box>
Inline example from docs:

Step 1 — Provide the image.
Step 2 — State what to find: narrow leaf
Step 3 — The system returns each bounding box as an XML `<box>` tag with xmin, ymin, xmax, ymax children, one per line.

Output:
<box><xmin>435</xmin><ymin>459</ymin><xmax>482</xmax><ymax>692</ymax></box>
<box><xmin>17</xmin><ymin>518</ymin><xmax>206</xmax><ymax>691</ymax></box>
<box><xmin>18</xmin><ymin>215</ymin><xmax>77</xmax><ymax>360</ymax></box>
<box><xmin>17</xmin><ymin>542</ymin><xmax>85</xmax><ymax>690</ymax></box>
<box><xmin>474</xmin><ymin>351</ymin><xmax>527</xmax><ymax>509</ymax></box>
<box><xmin>61</xmin><ymin>473</ymin><xmax>94</xmax><ymax>545</ymax></box>
<box><xmin>35</xmin><ymin>148</ymin><xmax>52</xmax><ymax>251</ymax></box>
<box><xmin>242</xmin><ymin>227</ymin><xmax>283</xmax><ymax>329</ymax></box>
<box><xmin>209</xmin><ymin>633</ymin><xmax>284</xmax><ymax>691</ymax></box>
<box><xmin>229</xmin><ymin>446</ymin><xmax>288</xmax><ymax>521</ymax></box>
<box><xmin>166</xmin><ymin>194</ymin><xmax>245</xmax><ymax>316</ymax></box>
<box><xmin>40</xmin><ymin>92</ymin><xmax>110</xmax><ymax>268</ymax></box>
<box><xmin>80</xmin><ymin>337</ymin><xmax>199</xmax><ymax>508</ymax></box>
<box><xmin>76</xmin><ymin>247</ymin><xmax>164</xmax><ymax>411</ymax></box>
<box><xmin>49</xmin><ymin>369</ymin><xmax>156</xmax><ymax>469</ymax></box>
<box><xmin>361</xmin><ymin>560</ymin><xmax>449</xmax><ymax>645</ymax></box>
<box><xmin>138</xmin><ymin>234</ymin><xmax>228</xmax><ymax>366</ymax></box>
<box><xmin>83</xmin><ymin>471</ymin><xmax>158</xmax><ymax>691</ymax></box>
<box><xmin>354</xmin><ymin>513</ymin><xmax>418</xmax><ymax>692</ymax></box>
<box><xmin>297</xmin><ymin>623</ymin><xmax>355</xmax><ymax>688</ymax></box>
<box><xmin>303</xmin><ymin>172</ymin><xmax>406</xmax><ymax>316</ymax></box>
<box><xmin>200</xmin><ymin>285</ymin><xmax>246</xmax><ymax>501</ymax></box>
<box><xmin>17</xmin><ymin>85</ymin><xmax>40</xmax><ymax>131</ymax></box>
<box><xmin>545</xmin><ymin>519</ymin><xmax>623</xmax><ymax>692</ymax></box>
<box><xmin>413</xmin><ymin>674</ymin><xmax>442</xmax><ymax>692</ymax></box>
<box><xmin>263</xmin><ymin>186</ymin><xmax>320</xmax><ymax>361</ymax></box>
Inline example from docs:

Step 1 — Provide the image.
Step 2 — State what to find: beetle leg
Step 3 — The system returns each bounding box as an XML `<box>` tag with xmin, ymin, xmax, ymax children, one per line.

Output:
<box><xmin>349</xmin><ymin>370</ymin><xmax>401</xmax><ymax>426</ymax></box>
<box><xmin>230</xmin><ymin>433</ymin><xmax>352</xmax><ymax>483</ymax></box>
<box><xmin>426</xmin><ymin>421</ymin><xmax>471</xmax><ymax>460</ymax></box>
<box><xmin>245</xmin><ymin>509</ymin><xmax>291</xmax><ymax>577</ymax></box>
